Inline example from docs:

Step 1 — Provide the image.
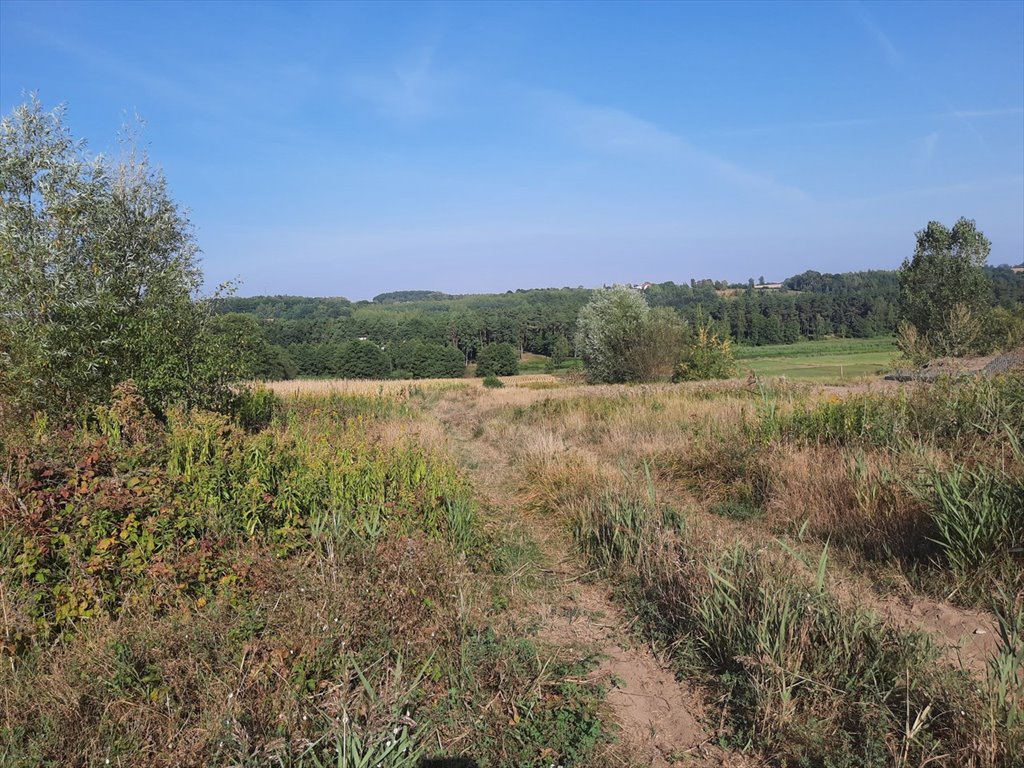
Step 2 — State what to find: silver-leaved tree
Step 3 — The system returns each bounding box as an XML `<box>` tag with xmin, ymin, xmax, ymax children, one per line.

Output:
<box><xmin>1</xmin><ymin>97</ymin><xmax>248</xmax><ymax>418</ymax></box>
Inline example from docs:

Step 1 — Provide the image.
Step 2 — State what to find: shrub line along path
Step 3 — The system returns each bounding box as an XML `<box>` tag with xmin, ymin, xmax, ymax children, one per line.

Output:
<box><xmin>431</xmin><ymin>394</ymin><xmax>748</xmax><ymax>768</ymax></box>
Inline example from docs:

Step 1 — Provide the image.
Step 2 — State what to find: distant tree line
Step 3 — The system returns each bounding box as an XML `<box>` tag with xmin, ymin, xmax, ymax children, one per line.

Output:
<box><xmin>216</xmin><ymin>265</ymin><xmax>1023</xmax><ymax>380</ymax></box>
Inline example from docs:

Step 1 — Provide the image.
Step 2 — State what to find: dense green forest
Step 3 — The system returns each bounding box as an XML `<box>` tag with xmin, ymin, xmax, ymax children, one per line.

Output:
<box><xmin>216</xmin><ymin>266</ymin><xmax>1024</xmax><ymax>379</ymax></box>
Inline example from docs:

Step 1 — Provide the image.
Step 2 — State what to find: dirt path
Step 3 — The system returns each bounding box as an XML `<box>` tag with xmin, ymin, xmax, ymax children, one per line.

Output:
<box><xmin>428</xmin><ymin>380</ymin><xmax>1000</xmax><ymax>764</ymax></box>
<box><xmin>536</xmin><ymin>577</ymin><xmax>713</xmax><ymax>767</ymax></box>
<box><xmin>431</xmin><ymin>395</ymin><xmax>744</xmax><ymax>768</ymax></box>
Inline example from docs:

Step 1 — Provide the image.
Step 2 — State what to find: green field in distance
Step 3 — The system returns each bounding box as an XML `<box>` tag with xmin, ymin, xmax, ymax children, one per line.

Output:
<box><xmin>733</xmin><ymin>337</ymin><xmax>896</xmax><ymax>382</ymax></box>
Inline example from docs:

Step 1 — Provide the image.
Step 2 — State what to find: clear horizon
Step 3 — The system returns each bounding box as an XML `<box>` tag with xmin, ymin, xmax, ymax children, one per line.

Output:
<box><xmin>2</xmin><ymin>0</ymin><xmax>1022</xmax><ymax>300</ymax></box>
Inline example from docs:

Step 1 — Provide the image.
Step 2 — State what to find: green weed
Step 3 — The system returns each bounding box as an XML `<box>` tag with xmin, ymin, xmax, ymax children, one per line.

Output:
<box><xmin>924</xmin><ymin>431</ymin><xmax>1024</xmax><ymax>583</ymax></box>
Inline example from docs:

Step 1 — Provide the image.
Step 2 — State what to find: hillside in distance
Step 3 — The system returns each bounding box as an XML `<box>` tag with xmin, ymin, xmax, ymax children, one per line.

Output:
<box><xmin>213</xmin><ymin>266</ymin><xmax>1024</xmax><ymax>380</ymax></box>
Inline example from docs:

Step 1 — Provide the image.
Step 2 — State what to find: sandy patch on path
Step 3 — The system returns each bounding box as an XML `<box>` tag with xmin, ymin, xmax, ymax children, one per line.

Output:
<box><xmin>877</xmin><ymin>594</ymin><xmax>999</xmax><ymax>676</ymax></box>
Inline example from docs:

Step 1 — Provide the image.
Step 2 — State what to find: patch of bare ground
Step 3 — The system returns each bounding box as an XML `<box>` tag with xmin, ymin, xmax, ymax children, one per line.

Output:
<box><xmin>856</xmin><ymin>587</ymin><xmax>999</xmax><ymax>677</ymax></box>
<box><xmin>432</xmin><ymin>391</ymin><xmax>752</xmax><ymax>767</ymax></box>
<box><xmin>884</xmin><ymin>347</ymin><xmax>1024</xmax><ymax>381</ymax></box>
<box><xmin>885</xmin><ymin>596</ymin><xmax>998</xmax><ymax>675</ymax></box>
<box><xmin>537</xmin><ymin>581</ymin><xmax>731</xmax><ymax>768</ymax></box>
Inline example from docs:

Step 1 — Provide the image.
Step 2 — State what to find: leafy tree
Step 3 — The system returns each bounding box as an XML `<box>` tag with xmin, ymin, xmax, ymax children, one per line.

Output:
<box><xmin>1</xmin><ymin>97</ymin><xmax>240</xmax><ymax>415</ymax></box>
<box><xmin>475</xmin><ymin>342</ymin><xmax>519</xmax><ymax>376</ymax></box>
<box><xmin>898</xmin><ymin>218</ymin><xmax>992</xmax><ymax>357</ymax></box>
<box><xmin>333</xmin><ymin>340</ymin><xmax>390</xmax><ymax>379</ymax></box>
<box><xmin>209</xmin><ymin>313</ymin><xmax>272</xmax><ymax>379</ymax></box>
<box><xmin>389</xmin><ymin>340</ymin><xmax>465</xmax><ymax>378</ymax></box>
<box><xmin>576</xmin><ymin>286</ymin><xmax>649</xmax><ymax>383</ymax></box>
<box><xmin>550</xmin><ymin>336</ymin><xmax>572</xmax><ymax>366</ymax></box>
<box><xmin>372</xmin><ymin>290</ymin><xmax>453</xmax><ymax>303</ymax></box>
<box><xmin>980</xmin><ymin>305</ymin><xmax>1024</xmax><ymax>352</ymax></box>
<box><xmin>216</xmin><ymin>266</ymin><xmax>937</xmax><ymax>366</ymax></box>
<box><xmin>257</xmin><ymin>345</ymin><xmax>298</xmax><ymax>380</ymax></box>
<box><xmin>290</xmin><ymin>344</ymin><xmax>333</xmax><ymax>377</ymax></box>
<box><xmin>628</xmin><ymin>308</ymin><xmax>688</xmax><ymax>382</ymax></box>
<box><xmin>674</xmin><ymin>325</ymin><xmax>736</xmax><ymax>381</ymax></box>
<box><xmin>575</xmin><ymin>286</ymin><xmax>685</xmax><ymax>383</ymax></box>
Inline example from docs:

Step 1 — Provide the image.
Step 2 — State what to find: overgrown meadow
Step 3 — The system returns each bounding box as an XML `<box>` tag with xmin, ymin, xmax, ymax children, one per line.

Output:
<box><xmin>0</xmin><ymin>383</ymin><xmax>607</xmax><ymax>767</ymax></box>
<box><xmin>1</xmin><ymin>372</ymin><xmax>1022</xmax><ymax>767</ymax></box>
<box><xmin>456</xmin><ymin>373</ymin><xmax>1022</xmax><ymax>766</ymax></box>
<box><xmin>4</xmin><ymin>92</ymin><xmax>1023</xmax><ymax>768</ymax></box>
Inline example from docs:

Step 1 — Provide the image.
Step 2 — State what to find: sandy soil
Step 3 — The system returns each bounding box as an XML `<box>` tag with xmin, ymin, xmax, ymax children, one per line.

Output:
<box><xmin>877</xmin><ymin>594</ymin><xmax>999</xmax><ymax>676</ymax></box>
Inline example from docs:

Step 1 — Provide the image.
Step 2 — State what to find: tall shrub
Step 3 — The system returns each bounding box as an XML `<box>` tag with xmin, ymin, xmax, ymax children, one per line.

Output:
<box><xmin>674</xmin><ymin>325</ymin><xmax>736</xmax><ymax>381</ymax></box>
<box><xmin>1</xmin><ymin>97</ymin><xmax>243</xmax><ymax>416</ymax></box>
<box><xmin>475</xmin><ymin>342</ymin><xmax>519</xmax><ymax>377</ymax></box>
<box><xmin>575</xmin><ymin>286</ymin><xmax>685</xmax><ymax>383</ymax></box>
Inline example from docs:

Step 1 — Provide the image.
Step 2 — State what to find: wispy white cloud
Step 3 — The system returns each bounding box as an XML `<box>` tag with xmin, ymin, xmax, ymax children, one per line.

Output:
<box><xmin>847</xmin><ymin>1</ymin><xmax>902</xmax><ymax>68</ymax></box>
<box><xmin>935</xmin><ymin>96</ymin><xmax>993</xmax><ymax>152</ymax></box>
<box><xmin>935</xmin><ymin>107</ymin><xmax>1024</xmax><ymax>120</ymax></box>
<box><xmin>347</xmin><ymin>44</ymin><xmax>452</xmax><ymax>122</ymax></box>
<box><xmin>23</xmin><ymin>23</ymin><xmax>204</xmax><ymax>111</ymax></box>
<box><xmin>839</xmin><ymin>175</ymin><xmax>1024</xmax><ymax>205</ymax></box>
<box><xmin>710</xmin><ymin>107</ymin><xmax>1022</xmax><ymax>138</ymax></box>
<box><xmin>533</xmin><ymin>91</ymin><xmax>811</xmax><ymax>202</ymax></box>
<box><xmin>918</xmin><ymin>131</ymin><xmax>939</xmax><ymax>165</ymax></box>
<box><xmin>20</xmin><ymin>22</ymin><xmax>310</xmax><ymax>144</ymax></box>
<box><xmin>713</xmin><ymin>116</ymin><xmax>882</xmax><ymax>137</ymax></box>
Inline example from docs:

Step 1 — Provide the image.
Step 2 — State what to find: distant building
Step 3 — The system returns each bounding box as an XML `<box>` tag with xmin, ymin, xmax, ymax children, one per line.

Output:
<box><xmin>1012</xmin><ymin>265</ymin><xmax>1024</xmax><ymax>274</ymax></box>
<box><xmin>753</xmin><ymin>282</ymin><xmax>784</xmax><ymax>290</ymax></box>
<box><xmin>637</xmin><ymin>282</ymin><xmax>654</xmax><ymax>291</ymax></box>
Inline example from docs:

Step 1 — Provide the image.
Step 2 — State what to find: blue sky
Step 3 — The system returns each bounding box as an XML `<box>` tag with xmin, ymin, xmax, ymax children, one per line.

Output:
<box><xmin>2</xmin><ymin>1</ymin><xmax>1022</xmax><ymax>299</ymax></box>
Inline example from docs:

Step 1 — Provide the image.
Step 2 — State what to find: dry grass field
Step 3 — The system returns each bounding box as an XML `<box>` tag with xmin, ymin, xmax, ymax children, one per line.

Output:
<box><xmin>269</xmin><ymin>371</ymin><xmax>1022</xmax><ymax>765</ymax></box>
<box><xmin>3</xmin><ymin>372</ymin><xmax>1021</xmax><ymax>767</ymax></box>
<box><xmin>262</xmin><ymin>374</ymin><xmax>562</xmax><ymax>397</ymax></box>
<box><xmin>425</xmin><ymin>372</ymin><xmax>1023</xmax><ymax>766</ymax></box>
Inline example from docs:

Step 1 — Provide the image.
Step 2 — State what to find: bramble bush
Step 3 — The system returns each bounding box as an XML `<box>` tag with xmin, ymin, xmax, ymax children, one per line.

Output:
<box><xmin>1</xmin><ymin>385</ymin><xmax>476</xmax><ymax>639</ymax></box>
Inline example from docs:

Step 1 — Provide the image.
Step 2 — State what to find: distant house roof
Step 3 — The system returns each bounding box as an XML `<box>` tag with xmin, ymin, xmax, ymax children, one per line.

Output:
<box><xmin>1012</xmin><ymin>265</ymin><xmax>1024</xmax><ymax>273</ymax></box>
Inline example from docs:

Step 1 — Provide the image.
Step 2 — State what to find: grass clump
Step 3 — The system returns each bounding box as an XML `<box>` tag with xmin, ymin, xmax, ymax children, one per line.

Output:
<box><xmin>708</xmin><ymin>500</ymin><xmax>761</xmax><ymax>521</ymax></box>
<box><xmin>571</xmin><ymin>493</ymin><xmax>684</xmax><ymax>573</ymax></box>
<box><xmin>986</xmin><ymin>590</ymin><xmax>1024</xmax><ymax>760</ymax></box>
<box><xmin>748</xmin><ymin>376</ymin><xmax>1024</xmax><ymax>599</ymax></box>
<box><xmin>670</xmin><ymin>545</ymin><xmax>991</xmax><ymax>766</ymax></box>
<box><xmin>446</xmin><ymin>628</ymin><xmax>607</xmax><ymax>766</ymax></box>
<box><xmin>481</xmin><ymin>374</ymin><xmax>504</xmax><ymax>389</ymax></box>
<box><xmin>759</xmin><ymin>375</ymin><xmax>1024</xmax><ymax>451</ymax></box>
<box><xmin>924</xmin><ymin>435</ymin><xmax>1024</xmax><ymax>587</ymax></box>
